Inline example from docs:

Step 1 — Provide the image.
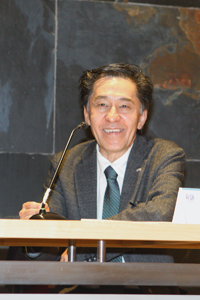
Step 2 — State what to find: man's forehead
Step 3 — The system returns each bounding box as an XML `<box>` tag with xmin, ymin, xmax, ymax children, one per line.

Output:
<box><xmin>93</xmin><ymin>76</ymin><xmax>133</xmax><ymax>88</ymax></box>
<box><xmin>89</xmin><ymin>76</ymin><xmax>138</xmax><ymax>101</ymax></box>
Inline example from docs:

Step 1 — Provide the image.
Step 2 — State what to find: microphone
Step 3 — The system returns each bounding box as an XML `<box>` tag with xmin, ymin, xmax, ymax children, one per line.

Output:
<box><xmin>30</xmin><ymin>121</ymin><xmax>89</xmax><ymax>220</ymax></box>
<box><xmin>76</xmin><ymin>121</ymin><xmax>89</xmax><ymax>130</ymax></box>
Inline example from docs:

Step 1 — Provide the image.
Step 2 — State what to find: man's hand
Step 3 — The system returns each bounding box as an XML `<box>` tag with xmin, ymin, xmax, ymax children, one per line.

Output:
<box><xmin>19</xmin><ymin>201</ymin><xmax>50</xmax><ymax>220</ymax></box>
<box><xmin>60</xmin><ymin>248</ymin><xmax>68</xmax><ymax>262</ymax></box>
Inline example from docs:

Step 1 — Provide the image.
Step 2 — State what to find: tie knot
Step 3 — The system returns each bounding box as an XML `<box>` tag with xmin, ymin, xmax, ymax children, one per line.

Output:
<box><xmin>104</xmin><ymin>166</ymin><xmax>118</xmax><ymax>180</ymax></box>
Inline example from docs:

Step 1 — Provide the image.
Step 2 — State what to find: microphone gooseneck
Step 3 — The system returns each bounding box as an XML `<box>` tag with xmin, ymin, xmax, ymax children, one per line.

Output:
<box><xmin>30</xmin><ymin>121</ymin><xmax>89</xmax><ymax>220</ymax></box>
<box><xmin>46</xmin><ymin>121</ymin><xmax>89</xmax><ymax>194</ymax></box>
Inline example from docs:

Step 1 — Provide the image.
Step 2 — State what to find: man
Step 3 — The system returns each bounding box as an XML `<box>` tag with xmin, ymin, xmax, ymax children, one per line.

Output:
<box><xmin>19</xmin><ymin>63</ymin><xmax>185</xmax><ymax>263</ymax></box>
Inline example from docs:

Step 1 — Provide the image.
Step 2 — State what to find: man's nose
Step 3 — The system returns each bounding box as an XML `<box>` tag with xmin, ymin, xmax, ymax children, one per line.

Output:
<box><xmin>106</xmin><ymin>106</ymin><xmax>120</xmax><ymax>122</ymax></box>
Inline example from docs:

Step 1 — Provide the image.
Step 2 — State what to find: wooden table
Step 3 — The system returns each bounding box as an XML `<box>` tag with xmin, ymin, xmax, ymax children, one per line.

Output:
<box><xmin>1</xmin><ymin>219</ymin><xmax>200</xmax><ymax>286</ymax></box>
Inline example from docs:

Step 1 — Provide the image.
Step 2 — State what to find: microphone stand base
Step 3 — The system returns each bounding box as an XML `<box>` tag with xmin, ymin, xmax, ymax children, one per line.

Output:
<box><xmin>30</xmin><ymin>210</ymin><xmax>66</xmax><ymax>220</ymax></box>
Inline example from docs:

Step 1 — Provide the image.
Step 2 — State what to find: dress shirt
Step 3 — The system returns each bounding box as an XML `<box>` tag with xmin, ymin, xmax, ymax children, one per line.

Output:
<box><xmin>96</xmin><ymin>144</ymin><xmax>133</xmax><ymax>220</ymax></box>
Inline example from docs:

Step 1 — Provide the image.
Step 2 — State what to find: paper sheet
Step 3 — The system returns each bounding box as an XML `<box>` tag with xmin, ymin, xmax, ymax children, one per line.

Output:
<box><xmin>173</xmin><ymin>188</ymin><xmax>200</xmax><ymax>224</ymax></box>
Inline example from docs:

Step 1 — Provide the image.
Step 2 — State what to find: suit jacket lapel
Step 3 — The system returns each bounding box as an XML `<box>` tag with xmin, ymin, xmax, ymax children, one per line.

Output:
<box><xmin>75</xmin><ymin>141</ymin><xmax>97</xmax><ymax>219</ymax></box>
<box><xmin>120</xmin><ymin>134</ymin><xmax>153</xmax><ymax>212</ymax></box>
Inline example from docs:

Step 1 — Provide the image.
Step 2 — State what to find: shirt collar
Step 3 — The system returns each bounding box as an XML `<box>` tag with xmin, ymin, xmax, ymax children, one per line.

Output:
<box><xmin>96</xmin><ymin>144</ymin><xmax>133</xmax><ymax>179</ymax></box>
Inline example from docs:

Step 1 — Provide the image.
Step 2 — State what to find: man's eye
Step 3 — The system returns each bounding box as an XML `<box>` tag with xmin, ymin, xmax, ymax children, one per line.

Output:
<box><xmin>121</xmin><ymin>105</ymin><xmax>128</xmax><ymax>108</ymax></box>
<box><xmin>99</xmin><ymin>103</ymin><xmax>106</xmax><ymax>107</ymax></box>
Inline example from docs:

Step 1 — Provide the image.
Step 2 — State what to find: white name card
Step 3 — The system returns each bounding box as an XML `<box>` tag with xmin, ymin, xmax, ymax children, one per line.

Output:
<box><xmin>173</xmin><ymin>188</ymin><xmax>200</xmax><ymax>224</ymax></box>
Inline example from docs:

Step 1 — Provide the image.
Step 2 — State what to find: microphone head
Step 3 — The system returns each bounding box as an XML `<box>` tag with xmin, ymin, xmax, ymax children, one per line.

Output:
<box><xmin>77</xmin><ymin>122</ymin><xmax>89</xmax><ymax>130</ymax></box>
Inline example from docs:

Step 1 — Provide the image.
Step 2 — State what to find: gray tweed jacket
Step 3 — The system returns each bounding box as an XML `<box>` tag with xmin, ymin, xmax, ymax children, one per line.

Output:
<box><xmin>46</xmin><ymin>134</ymin><xmax>185</xmax><ymax>262</ymax></box>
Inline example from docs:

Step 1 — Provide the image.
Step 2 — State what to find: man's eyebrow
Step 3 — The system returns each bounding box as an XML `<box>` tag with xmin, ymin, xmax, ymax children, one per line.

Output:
<box><xmin>94</xmin><ymin>95</ymin><xmax>133</xmax><ymax>102</ymax></box>
<box><xmin>118</xmin><ymin>97</ymin><xmax>133</xmax><ymax>102</ymax></box>
<box><xmin>94</xmin><ymin>95</ymin><xmax>109</xmax><ymax>101</ymax></box>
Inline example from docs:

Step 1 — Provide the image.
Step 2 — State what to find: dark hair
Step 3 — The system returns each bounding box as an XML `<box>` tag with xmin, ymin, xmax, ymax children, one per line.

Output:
<box><xmin>79</xmin><ymin>63</ymin><xmax>153</xmax><ymax>111</ymax></box>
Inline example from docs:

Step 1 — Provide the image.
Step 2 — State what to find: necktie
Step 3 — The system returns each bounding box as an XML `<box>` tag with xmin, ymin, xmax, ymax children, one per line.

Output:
<box><xmin>102</xmin><ymin>166</ymin><xmax>122</xmax><ymax>262</ymax></box>
<box><xmin>102</xmin><ymin>166</ymin><xmax>120</xmax><ymax>219</ymax></box>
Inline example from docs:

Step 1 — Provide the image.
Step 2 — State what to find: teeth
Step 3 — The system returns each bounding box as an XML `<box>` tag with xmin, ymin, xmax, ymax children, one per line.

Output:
<box><xmin>104</xmin><ymin>129</ymin><xmax>123</xmax><ymax>133</ymax></box>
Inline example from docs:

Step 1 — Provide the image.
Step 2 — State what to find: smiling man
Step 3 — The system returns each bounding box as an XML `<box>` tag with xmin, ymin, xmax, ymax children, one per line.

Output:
<box><xmin>84</xmin><ymin>76</ymin><xmax>147</xmax><ymax>163</ymax></box>
<box><xmin>19</xmin><ymin>63</ymin><xmax>185</xmax><ymax>265</ymax></box>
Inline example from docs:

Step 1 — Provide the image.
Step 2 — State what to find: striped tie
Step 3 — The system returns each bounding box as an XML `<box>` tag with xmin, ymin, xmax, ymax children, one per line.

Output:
<box><xmin>102</xmin><ymin>165</ymin><xmax>122</xmax><ymax>262</ymax></box>
<box><xmin>102</xmin><ymin>166</ymin><xmax>120</xmax><ymax>219</ymax></box>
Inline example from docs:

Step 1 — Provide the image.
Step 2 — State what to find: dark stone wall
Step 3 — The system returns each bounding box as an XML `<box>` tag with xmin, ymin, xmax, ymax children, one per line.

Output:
<box><xmin>94</xmin><ymin>0</ymin><xmax>200</xmax><ymax>8</ymax></box>
<box><xmin>0</xmin><ymin>0</ymin><xmax>199</xmax><ymax>219</ymax></box>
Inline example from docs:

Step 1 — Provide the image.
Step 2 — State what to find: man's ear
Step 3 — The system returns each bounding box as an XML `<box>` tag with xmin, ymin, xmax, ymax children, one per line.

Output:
<box><xmin>137</xmin><ymin>109</ymin><xmax>147</xmax><ymax>130</ymax></box>
<box><xmin>83</xmin><ymin>106</ymin><xmax>91</xmax><ymax>125</ymax></box>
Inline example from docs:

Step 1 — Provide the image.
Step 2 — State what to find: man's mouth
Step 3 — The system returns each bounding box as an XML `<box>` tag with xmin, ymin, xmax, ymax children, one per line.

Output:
<box><xmin>103</xmin><ymin>129</ymin><xmax>123</xmax><ymax>133</ymax></box>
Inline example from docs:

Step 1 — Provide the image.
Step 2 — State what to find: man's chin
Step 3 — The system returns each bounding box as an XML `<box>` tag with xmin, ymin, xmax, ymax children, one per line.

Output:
<box><xmin>99</xmin><ymin>144</ymin><xmax>128</xmax><ymax>158</ymax></box>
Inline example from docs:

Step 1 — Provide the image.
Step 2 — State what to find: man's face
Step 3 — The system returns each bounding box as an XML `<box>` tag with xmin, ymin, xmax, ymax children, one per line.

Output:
<box><xmin>84</xmin><ymin>76</ymin><xmax>147</xmax><ymax>162</ymax></box>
